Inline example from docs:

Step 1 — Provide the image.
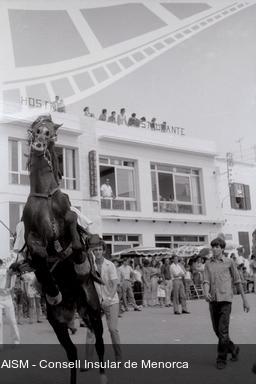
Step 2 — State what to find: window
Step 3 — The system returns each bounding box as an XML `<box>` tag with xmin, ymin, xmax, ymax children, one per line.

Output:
<box><xmin>151</xmin><ymin>162</ymin><xmax>203</xmax><ymax>214</ymax></box>
<box><xmin>155</xmin><ymin>234</ymin><xmax>207</xmax><ymax>250</ymax></box>
<box><xmin>230</xmin><ymin>183</ymin><xmax>251</xmax><ymax>210</ymax></box>
<box><xmin>9</xmin><ymin>139</ymin><xmax>29</xmax><ymax>185</ymax></box>
<box><xmin>55</xmin><ymin>146</ymin><xmax>78</xmax><ymax>190</ymax></box>
<box><xmin>9</xmin><ymin>139</ymin><xmax>78</xmax><ymax>190</ymax></box>
<box><xmin>102</xmin><ymin>234</ymin><xmax>141</xmax><ymax>258</ymax></box>
<box><xmin>99</xmin><ymin>156</ymin><xmax>137</xmax><ymax>211</ymax></box>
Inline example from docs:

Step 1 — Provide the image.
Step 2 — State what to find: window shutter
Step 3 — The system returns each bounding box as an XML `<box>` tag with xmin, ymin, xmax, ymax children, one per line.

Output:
<box><xmin>244</xmin><ymin>184</ymin><xmax>251</xmax><ymax>210</ymax></box>
<box><xmin>229</xmin><ymin>183</ymin><xmax>237</xmax><ymax>209</ymax></box>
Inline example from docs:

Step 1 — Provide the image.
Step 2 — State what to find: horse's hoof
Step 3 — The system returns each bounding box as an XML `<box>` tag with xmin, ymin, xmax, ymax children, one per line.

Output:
<box><xmin>252</xmin><ymin>363</ymin><xmax>256</xmax><ymax>374</ymax></box>
<box><xmin>100</xmin><ymin>373</ymin><xmax>108</xmax><ymax>384</ymax></box>
<box><xmin>46</xmin><ymin>292</ymin><xmax>62</xmax><ymax>305</ymax></box>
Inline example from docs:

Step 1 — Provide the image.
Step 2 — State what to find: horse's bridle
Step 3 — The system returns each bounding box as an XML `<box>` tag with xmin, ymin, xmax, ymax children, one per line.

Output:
<box><xmin>29</xmin><ymin>187</ymin><xmax>59</xmax><ymax>199</ymax></box>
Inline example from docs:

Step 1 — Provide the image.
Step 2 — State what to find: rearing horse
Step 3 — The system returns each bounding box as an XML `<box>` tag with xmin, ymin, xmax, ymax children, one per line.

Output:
<box><xmin>22</xmin><ymin>115</ymin><xmax>107</xmax><ymax>384</ymax></box>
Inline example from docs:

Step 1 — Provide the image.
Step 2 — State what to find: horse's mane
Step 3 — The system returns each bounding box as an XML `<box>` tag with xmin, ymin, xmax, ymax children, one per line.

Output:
<box><xmin>47</xmin><ymin>141</ymin><xmax>62</xmax><ymax>184</ymax></box>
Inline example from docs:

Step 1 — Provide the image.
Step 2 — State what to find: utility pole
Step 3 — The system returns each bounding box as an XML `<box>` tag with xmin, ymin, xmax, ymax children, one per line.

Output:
<box><xmin>236</xmin><ymin>137</ymin><xmax>244</xmax><ymax>160</ymax></box>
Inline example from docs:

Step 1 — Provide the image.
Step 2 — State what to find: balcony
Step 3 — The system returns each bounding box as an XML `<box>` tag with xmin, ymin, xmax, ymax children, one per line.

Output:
<box><xmin>153</xmin><ymin>201</ymin><xmax>203</xmax><ymax>215</ymax></box>
<box><xmin>101</xmin><ymin>197</ymin><xmax>137</xmax><ymax>211</ymax></box>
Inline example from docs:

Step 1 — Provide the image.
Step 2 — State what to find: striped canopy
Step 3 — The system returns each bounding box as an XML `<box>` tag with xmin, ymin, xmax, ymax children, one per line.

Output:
<box><xmin>175</xmin><ymin>245</ymin><xmax>210</xmax><ymax>258</ymax></box>
<box><xmin>112</xmin><ymin>246</ymin><xmax>172</xmax><ymax>258</ymax></box>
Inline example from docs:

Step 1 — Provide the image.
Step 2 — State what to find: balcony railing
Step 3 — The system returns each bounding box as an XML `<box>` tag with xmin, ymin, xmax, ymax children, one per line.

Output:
<box><xmin>101</xmin><ymin>197</ymin><xmax>137</xmax><ymax>211</ymax></box>
<box><xmin>153</xmin><ymin>201</ymin><xmax>203</xmax><ymax>215</ymax></box>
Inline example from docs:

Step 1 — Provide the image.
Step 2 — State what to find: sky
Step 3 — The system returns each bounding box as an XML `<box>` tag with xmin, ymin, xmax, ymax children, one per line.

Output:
<box><xmin>68</xmin><ymin>4</ymin><xmax>256</xmax><ymax>159</ymax></box>
<box><xmin>2</xmin><ymin>1</ymin><xmax>256</xmax><ymax>159</ymax></box>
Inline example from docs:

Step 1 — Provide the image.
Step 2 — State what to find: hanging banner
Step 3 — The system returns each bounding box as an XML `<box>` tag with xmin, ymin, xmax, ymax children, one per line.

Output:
<box><xmin>88</xmin><ymin>150</ymin><xmax>98</xmax><ymax>197</ymax></box>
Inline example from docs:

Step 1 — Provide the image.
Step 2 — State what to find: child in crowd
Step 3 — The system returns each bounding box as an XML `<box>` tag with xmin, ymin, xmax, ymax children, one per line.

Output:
<box><xmin>184</xmin><ymin>265</ymin><xmax>193</xmax><ymax>300</ymax></box>
<box><xmin>157</xmin><ymin>277</ymin><xmax>166</xmax><ymax>307</ymax></box>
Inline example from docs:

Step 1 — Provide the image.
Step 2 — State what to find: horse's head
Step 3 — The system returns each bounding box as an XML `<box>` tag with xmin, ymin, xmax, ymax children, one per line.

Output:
<box><xmin>28</xmin><ymin>115</ymin><xmax>62</xmax><ymax>152</ymax></box>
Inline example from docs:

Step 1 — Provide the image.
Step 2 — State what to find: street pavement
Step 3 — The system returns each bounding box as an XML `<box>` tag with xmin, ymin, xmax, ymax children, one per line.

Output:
<box><xmin>1</xmin><ymin>294</ymin><xmax>256</xmax><ymax>384</ymax></box>
<box><xmin>5</xmin><ymin>293</ymin><xmax>256</xmax><ymax>344</ymax></box>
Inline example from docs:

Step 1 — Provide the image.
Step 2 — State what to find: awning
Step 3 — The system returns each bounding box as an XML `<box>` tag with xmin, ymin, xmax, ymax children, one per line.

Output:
<box><xmin>112</xmin><ymin>246</ymin><xmax>172</xmax><ymax>258</ymax></box>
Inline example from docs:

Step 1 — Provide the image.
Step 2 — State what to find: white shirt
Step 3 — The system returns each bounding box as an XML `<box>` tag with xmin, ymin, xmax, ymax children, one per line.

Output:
<box><xmin>117</xmin><ymin>114</ymin><xmax>127</xmax><ymax>125</ymax></box>
<box><xmin>13</xmin><ymin>221</ymin><xmax>25</xmax><ymax>252</ymax></box>
<box><xmin>94</xmin><ymin>259</ymin><xmax>119</xmax><ymax>306</ymax></box>
<box><xmin>100</xmin><ymin>184</ymin><xmax>113</xmax><ymax>198</ymax></box>
<box><xmin>0</xmin><ymin>267</ymin><xmax>16</xmax><ymax>295</ymax></box>
<box><xmin>70</xmin><ymin>206</ymin><xmax>92</xmax><ymax>229</ymax></box>
<box><xmin>133</xmin><ymin>270</ymin><xmax>142</xmax><ymax>283</ymax></box>
<box><xmin>184</xmin><ymin>271</ymin><xmax>192</xmax><ymax>280</ymax></box>
<box><xmin>22</xmin><ymin>271</ymin><xmax>40</xmax><ymax>298</ymax></box>
<box><xmin>170</xmin><ymin>263</ymin><xmax>185</xmax><ymax>278</ymax></box>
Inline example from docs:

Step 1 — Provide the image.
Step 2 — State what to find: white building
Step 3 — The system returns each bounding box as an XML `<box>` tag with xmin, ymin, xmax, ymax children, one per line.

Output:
<box><xmin>95</xmin><ymin>118</ymin><xmax>223</xmax><ymax>255</ymax></box>
<box><xmin>216</xmin><ymin>156</ymin><xmax>256</xmax><ymax>256</ymax></box>
<box><xmin>0</xmin><ymin>107</ymin><xmax>100</xmax><ymax>260</ymax></box>
<box><xmin>3</xmin><ymin>107</ymin><xmax>256</xmax><ymax>260</ymax></box>
<box><xmin>0</xmin><ymin>106</ymin><xmax>226</xmax><ymax>259</ymax></box>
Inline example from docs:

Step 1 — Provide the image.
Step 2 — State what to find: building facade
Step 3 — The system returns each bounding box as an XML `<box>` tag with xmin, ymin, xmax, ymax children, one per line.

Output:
<box><xmin>2</xmin><ymin>107</ymin><xmax>255</xmax><ymax>260</ymax></box>
<box><xmin>216</xmin><ymin>156</ymin><xmax>256</xmax><ymax>256</ymax></box>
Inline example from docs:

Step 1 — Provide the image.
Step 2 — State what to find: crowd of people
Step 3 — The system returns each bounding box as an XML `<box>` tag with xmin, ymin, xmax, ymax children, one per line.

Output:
<box><xmin>111</xmin><ymin>248</ymin><xmax>256</xmax><ymax>316</ymax></box>
<box><xmin>50</xmin><ymin>100</ymin><xmax>182</xmax><ymax>132</ymax></box>
<box><xmin>113</xmin><ymin>256</ymin><xmax>190</xmax><ymax>315</ymax></box>
<box><xmin>83</xmin><ymin>106</ymin><xmax>178</xmax><ymax>132</ymax></box>
<box><xmin>0</xmin><ymin>230</ymin><xmax>254</xmax><ymax>370</ymax></box>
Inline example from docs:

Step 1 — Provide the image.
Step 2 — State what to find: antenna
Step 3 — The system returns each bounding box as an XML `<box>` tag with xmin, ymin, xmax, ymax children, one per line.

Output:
<box><xmin>235</xmin><ymin>137</ymin><xmax>244</xmax><ymax>160</ymax></box>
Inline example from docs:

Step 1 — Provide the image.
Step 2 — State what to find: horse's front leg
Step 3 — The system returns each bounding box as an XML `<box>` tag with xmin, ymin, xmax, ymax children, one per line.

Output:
<box><xmin>88</xmin><ymin>311</ymin><xmax>108</xmax><ymax>384</ymax></box>
<box><xmin>48</xmin><ymin>314</ymin><xmax>77</xmax><ymax>384</ymax></box>
<box><xmin>27</xmin><ymin>232</ymin><xmax>62</xmax><ymax>305</ymax></box>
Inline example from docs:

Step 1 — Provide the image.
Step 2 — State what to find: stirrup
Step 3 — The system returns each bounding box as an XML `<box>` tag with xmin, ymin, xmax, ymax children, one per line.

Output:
<box><xmin>46</xmin><ymin>291</ymin><xmax>62</xmax><ymax>305</ymax></box>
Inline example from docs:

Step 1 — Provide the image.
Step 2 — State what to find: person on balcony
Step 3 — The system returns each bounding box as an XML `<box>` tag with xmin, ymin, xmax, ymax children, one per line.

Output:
<box><xmin>83</xmin><ymin>106</ymin><xmax>95</xmax><ymax>118</ymax></box>
<box><xmin>117</xmin><ymin>108</ymin><xmax>127</xmax><ymax>125</ymax></box>
<box><xmin>108</xmin><ymin>111</ymin><xmax>117</xmax><ymax>123</ymax></box>
<box><xmin>128</xmin><ymin>113</ymin><xmax>140</xmax><ymax>127</ymax></box>
<box><xmin>100</xmin><ymin>179</ymin><xmax>114</xmax><ymax>199</ymax></box>
<box><xmin>99</xmin><ymin>109</ymin><xmax>108</xmax><ymax>121</ymax></box>
<box><xmin>100</xmin><ymin>179</ymin><xmax>114</xmax><ymax>209</ymax></box>
<box><xmin>139</xmin><ymin>117</ymin><xmax>147</xmax><ymax>128</ymax></box>
<box><xmin>150</xmin><ymin>117</ymin><xmax>157</xmax><ymax>130</ymax></box>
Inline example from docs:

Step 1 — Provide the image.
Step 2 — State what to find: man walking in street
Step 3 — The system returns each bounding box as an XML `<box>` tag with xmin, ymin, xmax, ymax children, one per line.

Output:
<box><xmin>81</xmin><ymin>235</ymin><xmax>122</xmax><ymax>367</ymax></box>
<box><xmin>170</xmin><ymin>255</ymin><xmax>190</xmax><ymax>315</ymax></box>
<box><xmin>119</xmin><ymin>258</ymin><xmax>141</xmax><ymax>311</ymax></box>
<box><xmin>203</xmin><ymin>237</ymin><xmax>250</xmax><ymax>370</ymax></box>
<box><xmin>161</xmin><ymin>258</ymin><xmax>173</xmax><ymax>307</ymax></box>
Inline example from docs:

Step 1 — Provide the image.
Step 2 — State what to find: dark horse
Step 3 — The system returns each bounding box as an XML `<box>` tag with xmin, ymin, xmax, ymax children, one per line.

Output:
<box><xmin>22</xmin><ymin>115</ymin><xmax>107</xmax><ymax>384</ymax></box>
